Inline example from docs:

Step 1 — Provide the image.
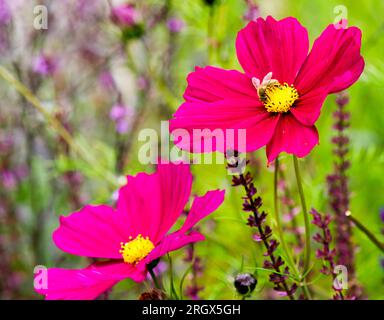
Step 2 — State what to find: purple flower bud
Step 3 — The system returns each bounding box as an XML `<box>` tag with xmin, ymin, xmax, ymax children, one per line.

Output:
<box><xmin>234</xmin><ymin>273</ymin><xmax>257</xmax><ymax>295</ymax></box>
<box><xmin>336</xmin><ymin>92</ymin><xmax>349</xmax><ymax>107</ymax></box>
<box><xmin>137</xmin><ymin>76</ymin><xmax>149</xmax><ymax>91</ymax></box>
<box><xmin>167</xmin><ymin>17</ymin><xmax>185</xmax><ymax>33</ymax></box>
<box><xmin>99</xmin><ymin>71</ymin><xmax>116</xmax><ymax>91</ymax></box>
<box><xmin>0</xmin><ymin>134</ymin><xmax>13</xmax><ymax>154</ymax></box>
<box><xmin>1</xmin><ymin>170</ymin><xmax>16</xmax><ymax>190</ymax></box>
<box><xmin>111</xmin><ymin>4</ymin><xmax>140</xmax><ymax>27</ymax></box>
<box><xmin>243</xmin><ymin>4</ymin><xmax>259</xmax><ymax>22</ymax></box>
<box><xmin>32</xmin><ymin>54</ymin><xmax>57</xmax><ymax>76</ymax></box>
<box><xmin>109</xmin><ymin>104</ymin><xmax>127</xmax><ymax>121</ymax></box>
<box><xmin>0</xmin><ymin>0</ymin><xmax>11</xmax><ymax>25</ymax></box>
<box><xmin>109</xmin><ymin>104</ymin><xmax>134</xmax><ymax>134</ymax></box>
<box><xmin>115</xmin><ymin>118</ymin><xmax>130</xmax><ymax>134</ymax></box>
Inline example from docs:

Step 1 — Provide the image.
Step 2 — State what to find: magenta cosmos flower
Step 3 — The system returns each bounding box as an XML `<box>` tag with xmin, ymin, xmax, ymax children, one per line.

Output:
<box><xmin>170</xmin><ymin>17</ymin><xmax>364</xmax><ymax>162</ymax></box>
<box><xmin>35</xmin><ymin>163</ymin><xmax>225</xmax><ymax>300</ymax></box>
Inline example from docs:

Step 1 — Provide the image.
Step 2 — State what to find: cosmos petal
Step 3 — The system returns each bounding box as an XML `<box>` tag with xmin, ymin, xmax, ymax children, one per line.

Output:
<box><xmin>143</xmin><ymin>231</ymin><xmax>205</xmax><ymax>264</ymax></box>
<box><xmin>170</xmin><ymin>98</ymin><xmax>278</xmax><ymax>153</ymax></box>
<box><xmin>53</xmin><ymin>205</ymin><xmax>125</xmax><ymax>259</ymax></box>
<box><xmin>116</xmin><ymin>163</ymin><xmax>192</xmax><ymax>243</ymax></box>
<box><xmin>294</xmin><ymin>24</ymin><xmax>364</xmax><ymax>95</ymax></box>
<box><xmin>180</xmin><ymin>190</ymin><xmax>225</xmax><ymax>233</ymax></box>
<box><xmin>35</xmin><ymin>262</ymin><xmax>146</xmax><ymax>300</ymax></box>
<box><xmin>184</xmin><ymin>66</ymin><xmax>258</xmax><ymax>103</ymax></box>
<box><xmin>290</xmin><ymin>87</ymin><xmax>329</xmax><ymax>126</ymax></box>
<box><xmin>266</xmin><ymin>114</ymin><xmax>319</xmax><ymax>162</ymax></box>
<box><xmin>236</xmin><ymin>16</ymin><xmax>309</xmax><ymax>83</ymax></box>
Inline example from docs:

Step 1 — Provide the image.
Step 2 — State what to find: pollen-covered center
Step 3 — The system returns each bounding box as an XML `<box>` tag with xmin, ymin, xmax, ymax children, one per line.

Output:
<box><xmin>261</xmin><ymin>83</ymin><xmax>299</xmax><ymax>113</ymax></box>
<box><xmin>120</xmin><ymin>234</ymin><xmax>154</xmax><ymax>265</ymax></box>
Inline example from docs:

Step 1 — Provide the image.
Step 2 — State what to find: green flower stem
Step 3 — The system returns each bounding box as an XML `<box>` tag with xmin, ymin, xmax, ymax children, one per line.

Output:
<box><xmin>273</xmin><ymin>158</ymin><xmax>296</xmax><ymax>272</ymax></box>
<box><xmin>346</xmin><ymin>211</ymin><xmax>384</xmax><ymax>253</ymax></box>
<box><xmin>274</xmin><ymin>158</ymin><xmax>311</xmax><ymax>299</ymax></box>
<box><xmin>293</xmin><ymin>156</ymin><xmax>311</xmax><ymax>275</ymax></box>
<box><xmin>168</xmin><ymin>254</ymin><xmax>179</xmax><ymax>300</ymax></box>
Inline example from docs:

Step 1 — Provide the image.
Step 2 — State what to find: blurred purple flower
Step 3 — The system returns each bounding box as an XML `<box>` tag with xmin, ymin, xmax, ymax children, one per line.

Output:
<box><xmin>146</xmin><ymin>261</ymin><xmax>167</xmax><ymax>281</ymax></box>
<box><xmin>109</xmin><ymin>104</ymin><xmax>134</xmax><ymax>134</ymax></box>
<box><xmin>109</xmin><ymin>104</ymin><xmax>126</xmax><ymax>121</ymax></box>
<box><xmin>243</xmin><ymin>3</ymin><xmax>259</xmax><ymax>22</ymax></box>
<box><xmin>32</xmin><ymin>54</ymin><xmax>57</xmax><ymax>76</ymax></box>
<box><xmin>99</xmin><ymin>71</ymin><xmax>116</xmax><ymax>91</ymax></box>
<box><xmin>380</xmin><ymin>208</ymin><xmax>384</xmax><ymax>223</ymax></box>
<box><xmin>282</xmin><ymin>207</ymin><xmax>299</xmax><ymax>223</ymax></box>
<box><xmin>0</xmin><ymin>134</ymin><xmax>13</xmax><ymax>154</ymax></box>
<box><xmin>115</xmin><ymin>119</ymin><xmax>130</xmax><ymax>134</ymax></box>
<box><xmin>137</xmin><ymin>76</ymin><xmax>149</xmax><ymax>91</ymax></box>
<box><xmin>1</xmin><ymin>170</ymin><xmax>16</xmax><ymax>190</ymax></box>
<box><xmin>111</xmin><ymin>3</ymin><xmax>140</xmax><ymax>27</ymax></box>
<box><xmin>0</xmin><ymin>0</ymin><xmax>11</xmax><ymax>25</ymax></box>
<box><xmin>76</xmin><ymin>0</ymin><xmax>100</xmax><ymax>18</ymax></box>
<box><xmin>14</xmin><ymin>165</ymin><xmax>28</xmax><ymax>180</ymax></box>
<box><xmin>167</xmin><ymin>17</ymin><xmax>185</xmax><ymax>33</ymax></box>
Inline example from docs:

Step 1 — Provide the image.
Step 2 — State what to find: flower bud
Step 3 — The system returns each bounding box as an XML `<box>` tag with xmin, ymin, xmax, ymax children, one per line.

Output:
<box><xmin>234</xmin><ymin>273</ymin><xmax>257</xmax><ymax>295</ymax></box>
<box><xmin>139</xmin><ymin>289</ymin><xmax>167</xmax><ymax>300</ymax></box>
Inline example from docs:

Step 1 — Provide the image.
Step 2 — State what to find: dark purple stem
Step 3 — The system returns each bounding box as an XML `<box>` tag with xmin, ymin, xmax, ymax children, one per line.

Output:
<box><xmin>326</xmin><ymin>92</ymin><xmax>362</xmax><ymax>298</ymax></box>
<box><xmin>228</xmin><ymin>156</ymin><xmax>297</xmax><ymax>299</ymax></box>
<box><xmin>310</xmin><ymin>209</ymin><xmax>344</xmax><ymax>300</ymax></box>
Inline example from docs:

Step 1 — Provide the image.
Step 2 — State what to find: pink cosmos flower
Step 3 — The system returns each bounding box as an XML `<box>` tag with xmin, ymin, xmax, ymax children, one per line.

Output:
<box><xmin>170</xmin><ymin>17</ymin><xmax>364</xmax><ymax>162</ymax></box>
<box><xmin>35</xmin><ymin>163</ymin><xmax>225</xmax><ymax>300</ymax></box>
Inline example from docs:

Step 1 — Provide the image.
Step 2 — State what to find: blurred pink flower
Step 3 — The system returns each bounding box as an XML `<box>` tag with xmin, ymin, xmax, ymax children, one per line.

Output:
<box><xmin>32</xmin><ymin>54</ymin><xmax>58</xmax><ymax>76</ymax></box>
<box><xmin>170</xmin><ymin>16</ymin><xmax>364</xmax><ymax>162</ymax></box>
<box><xmin>109</xmin><ymin>104</ymin><xmax>127</xmax><ymax>121</ymax></box>
<box><xmin>243</xmin><ymin>4</ymin><xmax>259</xmax><ymax>22</ymax></box>
<box><xmin>137</xmin><ymin>76</ymin><xmax>149</xmax><ymax>91</ymax></box>
<box><xmin>1</xmin><ymin>170</ymin><xmax>16</xmax><ymax>190</ymax></box>
<box><xmin>167</xmin><ymin>17</ymin><xmax>185</xmax><ymax>33</ymax></box>
<box><xmin>0</xmin><ymin>134</ymin><xmax>13</xmax><ymax>154</ymax></box>
<box><xmin>35</xmin><ymin>163</ymin><xmax>225</xmax><ymax>300</ymax></box>
<box><xmin>145</xmin><ymin>260</ymin><xmax>167</xmax><ymax>281</ymax></box>
<box><xmin>109</xmin><ymin>104</ymin><xmax>134</xmax><ymax>134</ymax></box>
<box><xmin>0</xmin><ymin>0</ymin><xmax>10</xmax><ymax>25</ymax></box>
<box><xmin>98</xmin><ymin>71</ymin><xmax>116</xmax><ymax>91</ymax></box>
<box><xmin>111</xmin><ymin>3</ymin><xmax>140</xmax><ymax>27</ymax></box>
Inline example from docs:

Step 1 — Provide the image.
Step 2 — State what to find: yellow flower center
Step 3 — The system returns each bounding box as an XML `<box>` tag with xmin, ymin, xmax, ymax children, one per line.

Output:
<box><xmin>119</xmin><ymin>234</ymin><xmax>155</xmax><ymax>265</ymax></box>
<box><xmin>260</xmin><ymin>82</ymin><xmax>299</xmax><ymax>113</ymax></box>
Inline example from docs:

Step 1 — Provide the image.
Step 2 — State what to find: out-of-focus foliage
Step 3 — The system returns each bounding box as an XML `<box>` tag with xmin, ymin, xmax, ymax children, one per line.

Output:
<box><xmin>0</xmin><ymin>0</ymin><xmax>383</xmax><ymax>299</ymax></box>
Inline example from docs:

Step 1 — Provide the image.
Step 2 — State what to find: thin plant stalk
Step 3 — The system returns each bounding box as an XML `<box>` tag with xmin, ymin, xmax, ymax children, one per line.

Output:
<box><xmin>346</xmin><ymin>212</ymin><xmax>384</xmax><ymax>253</ymax></box>
<box><xmin>293</xmin><ymin>156</ymin><xmax>311</xmax><ymax>276</ymax></box>
<box><xmin>273</xmin><ymin>159</ymin><xmax>300</xmax><ymax>275</ymax></box>
<box><xmin>168</xmin><ymin>254</ymin><xmax>179</xmax><ymax>299</ymax></box>
<box><xmin>238</xmin><ymin>173</ymin><xmax>296</xmax><ymax>300</ymax></box>
<box><xmin>148</xmin><ymin>268</ymin><xmax>161</xmax><ymax>290</ymax></box>
<box><xmin>0</xmin><ymin>66</ymin><xmax>118</xmax><ymax>188</ymax></box>
<box><xmin>275</xmin><ymin>159</ymin><xmax>312</xmax><ymax>299</ymax></box>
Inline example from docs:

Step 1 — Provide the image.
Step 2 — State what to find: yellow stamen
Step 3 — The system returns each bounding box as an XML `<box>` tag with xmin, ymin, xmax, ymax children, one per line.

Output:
<box><xmin>119</xmin><ymin>234</ymin><xmax>155</xmax><ymax>265</ymax></box>
<box><xmin>262</xmin><ymin>83</ymin><xmax>299</xmax><ymax>113</ymax></box>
